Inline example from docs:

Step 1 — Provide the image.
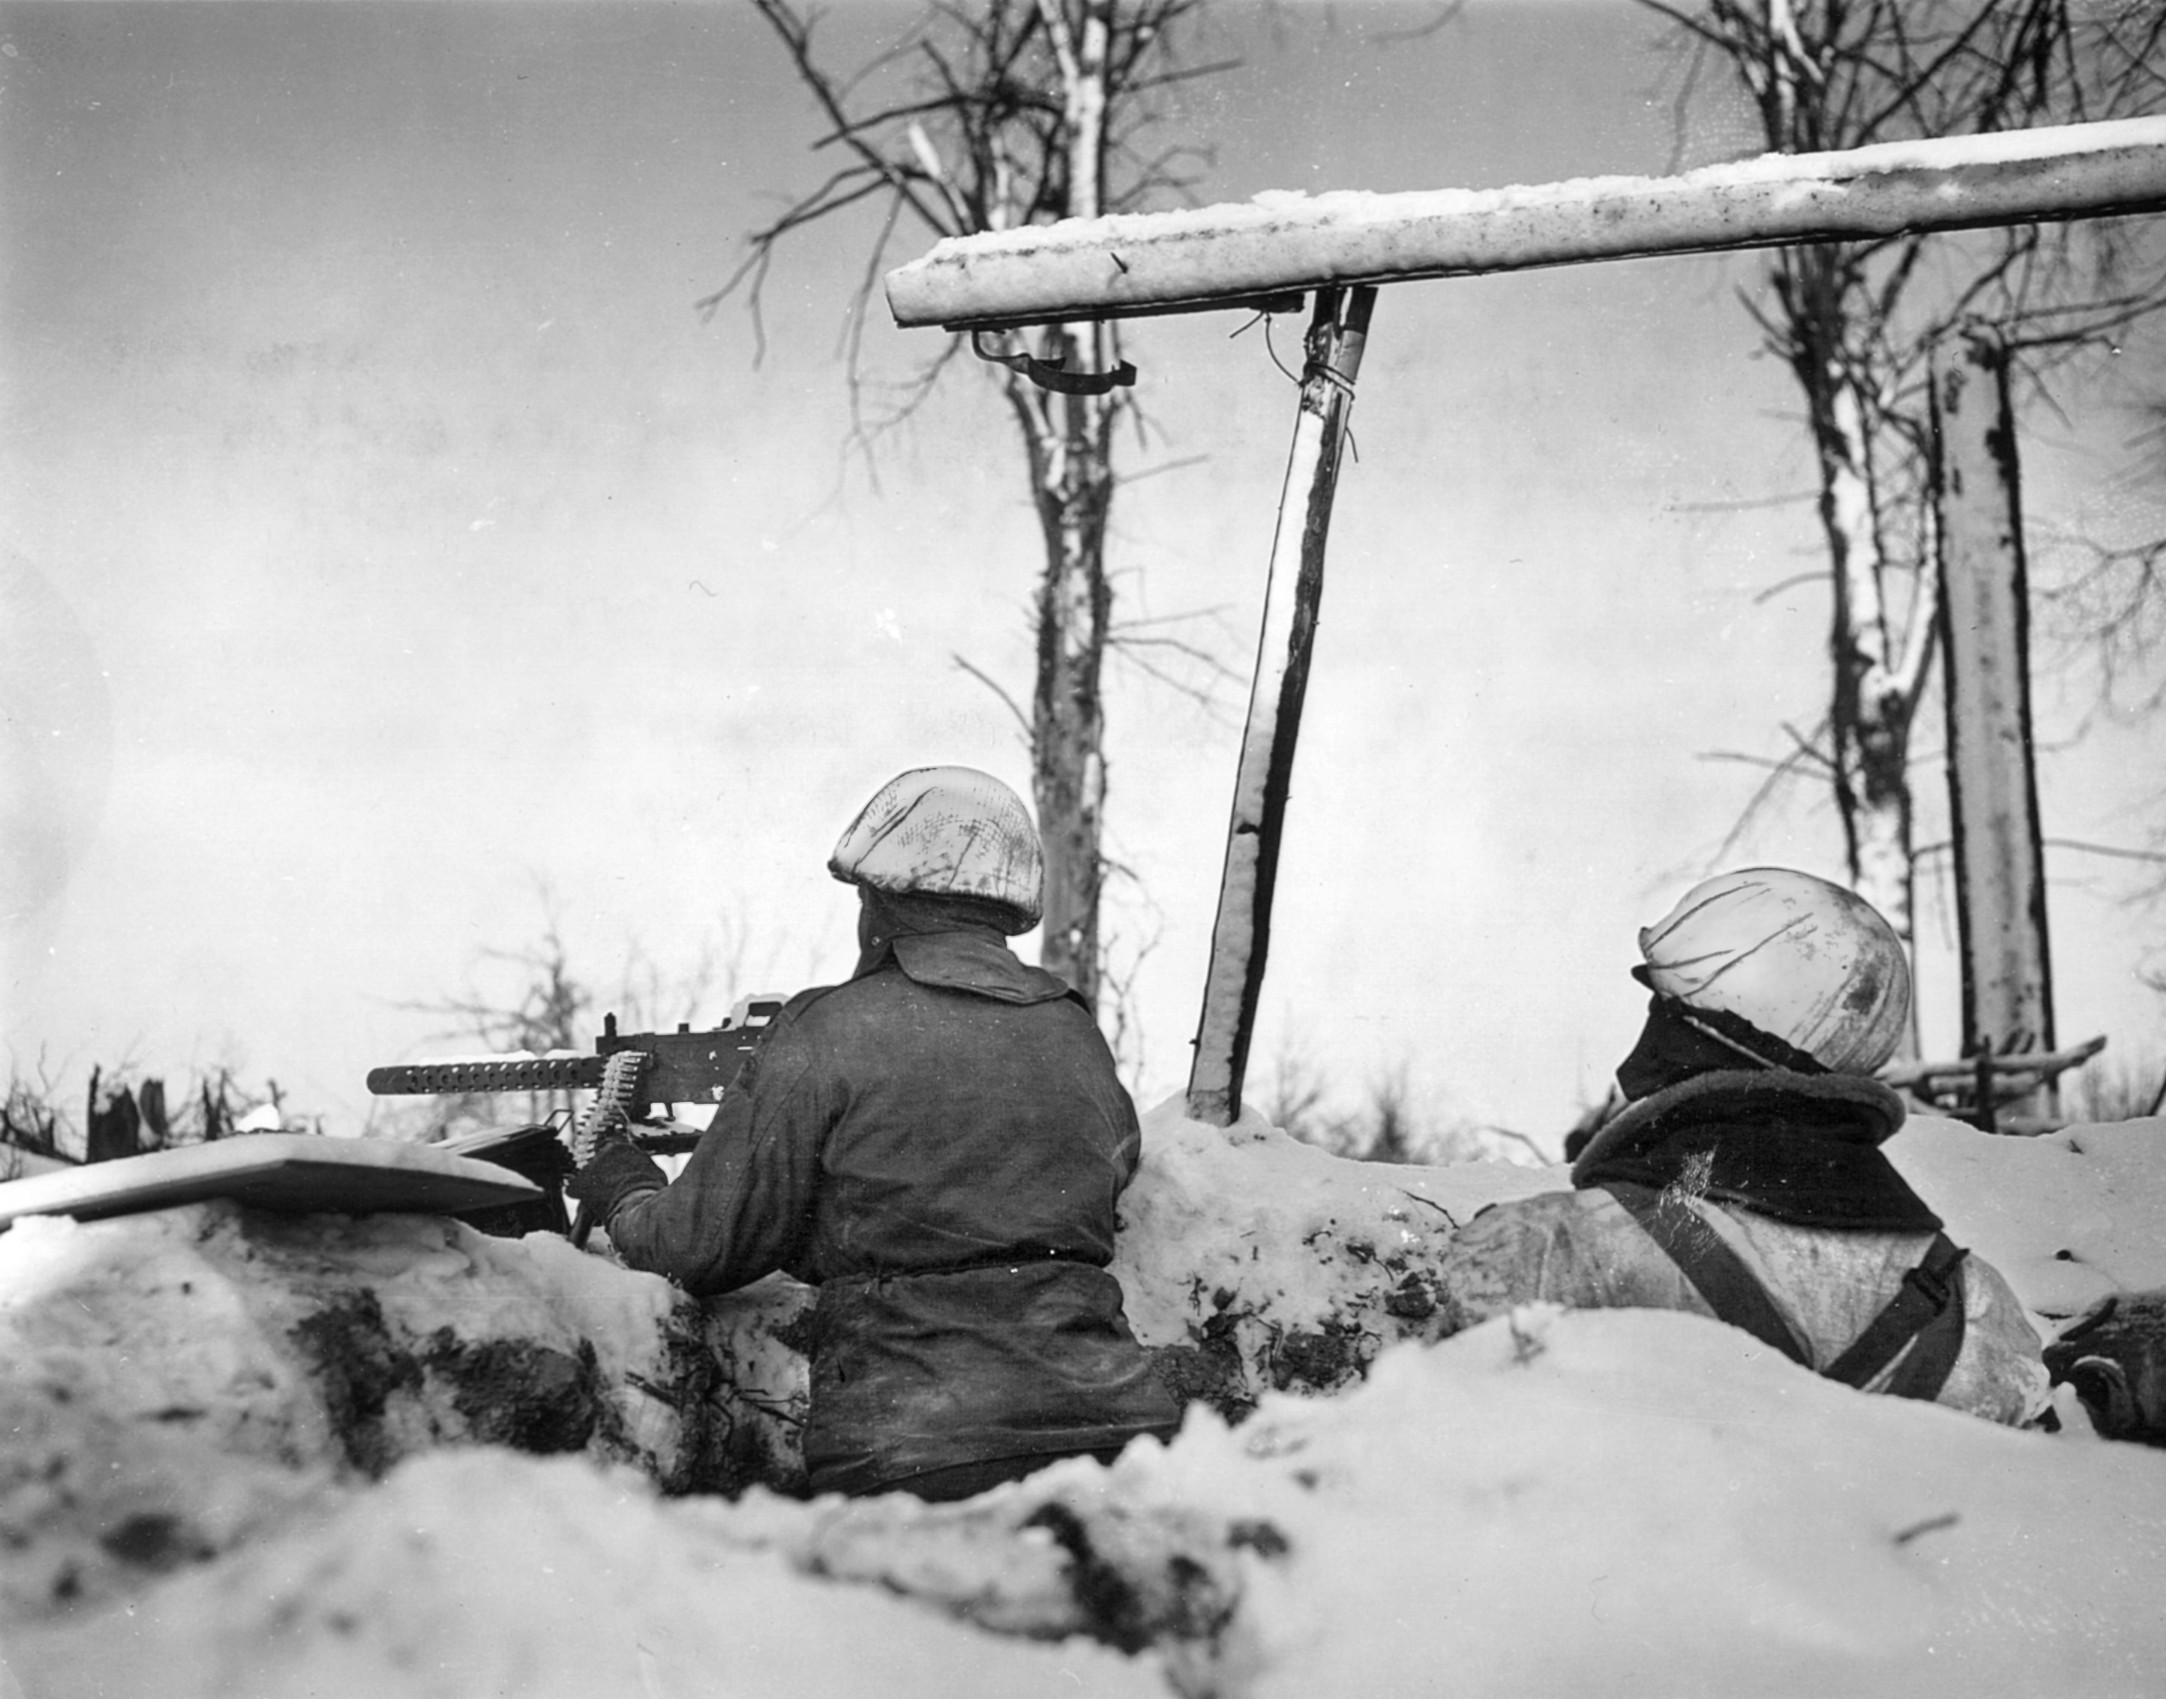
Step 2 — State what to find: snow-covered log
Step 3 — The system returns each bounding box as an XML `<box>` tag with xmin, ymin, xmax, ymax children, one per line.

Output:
<box><xmin>886</xmin><ymin>118</ymin><xmax>2166</xmax><ymax>331</ymax></box>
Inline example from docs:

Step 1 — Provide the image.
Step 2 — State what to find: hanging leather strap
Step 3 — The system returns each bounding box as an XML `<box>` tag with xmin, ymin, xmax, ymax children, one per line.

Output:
<box><xmin>1821</xmin><ymin>1233</ymin><xmax>1969</xmax><ymax>1399</ymax></box>
<box><xmin>1598</xmin><ymin>1182</ymin><xmax>1811</xmax><ymax>1365</ymax></box>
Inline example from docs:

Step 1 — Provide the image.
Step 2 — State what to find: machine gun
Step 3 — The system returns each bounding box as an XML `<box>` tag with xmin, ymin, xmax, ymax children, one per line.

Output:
<box><xmin>367</xmin><ymin>994</ymin><xmax>786</xmax><ymax>1241</ymax></box>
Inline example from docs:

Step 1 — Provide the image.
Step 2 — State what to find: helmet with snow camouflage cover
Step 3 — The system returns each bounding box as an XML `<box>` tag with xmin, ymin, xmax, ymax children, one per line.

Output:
<box><xmin>828</xmin><ymin>766</ymin><xmax>1043</xmax><ymax>932</ymax></box>
<box><xmin>1635</xmin><ymin>866</ymin><xmax>1911</xmax><ymax>1075</ymax></box>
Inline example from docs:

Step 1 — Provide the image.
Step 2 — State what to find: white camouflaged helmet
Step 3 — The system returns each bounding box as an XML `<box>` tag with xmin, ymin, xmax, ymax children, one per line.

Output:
<box><xmin>1636</xmin><ymin>866</ymin><xmax>1912</xmax><ymax>1075</ymax></box>
<box><xmin>828</xmin><ymin>766</ymin><xmax>1044</xmax><ymax>932</ymax></box>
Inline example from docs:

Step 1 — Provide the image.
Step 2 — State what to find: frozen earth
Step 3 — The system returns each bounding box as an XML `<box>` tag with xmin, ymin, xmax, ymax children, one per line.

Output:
<box><xmin>2</xmin><ymin>1099</ymin><xmax>2164</xmax><ymax>1698</ymax></box>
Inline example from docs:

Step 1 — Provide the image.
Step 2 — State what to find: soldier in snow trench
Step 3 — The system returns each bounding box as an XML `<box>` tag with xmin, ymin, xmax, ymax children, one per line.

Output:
<box><xmin>1435</xmin><ymin>867</ymin><xmax>2049</xmax><ymax>1424</ymax></box>
<box><xmin>567</xmin><ymin>766</ymin><xmax>1182</xmax><ymax>1499</ymax></box>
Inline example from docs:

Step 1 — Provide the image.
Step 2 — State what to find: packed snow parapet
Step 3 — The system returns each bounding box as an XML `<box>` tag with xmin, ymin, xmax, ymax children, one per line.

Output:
<box><xmin>1110</xmin><ymin>1096</ymin><xmax>1558</xmax><ymax>1414</ymax></box>
<box><xmin>0</xmin><ymin>1200</ymin><xmax>719</xmax><ymax>1619</ymax></box>
<box><xmin>8</xmin><ymin>1103</ymin><xmax>2163</xmax><ymax>1630</ymax></box>
<box><xmin>1885</xmin><ymin>1112</ymin><xmax>2166</xmax><ymax>1322</ymax></box>
<box><xmin>2</xmin><ymin>1448</ymin><xmax>1178</xmax><ymax>1699</ymax></box>
<box><xmin>16</xmin><ymin>1303</ymin><xmax>2166</xmax><ymax>1699</ymax></box>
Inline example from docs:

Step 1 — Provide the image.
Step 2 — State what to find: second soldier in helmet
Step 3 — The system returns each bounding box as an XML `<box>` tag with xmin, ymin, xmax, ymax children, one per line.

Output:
<box><xmin>1436</xmin><ymin>867</ymin><xmax>2049</xmax><ymax>1425</ymax></box>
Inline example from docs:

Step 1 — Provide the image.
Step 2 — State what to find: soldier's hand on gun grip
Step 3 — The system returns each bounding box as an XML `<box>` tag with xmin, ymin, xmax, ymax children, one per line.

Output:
<box><xmin>564</xmin><ymin>1134</ymin><xmax>666</xmax><ymax>1218</ymax></box>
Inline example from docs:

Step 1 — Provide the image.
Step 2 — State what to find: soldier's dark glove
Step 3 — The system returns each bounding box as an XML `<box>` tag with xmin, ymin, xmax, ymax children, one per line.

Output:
<box><xmin>564</xmin><ymin>1134</ymin><xmax>667</xmax><ymax>1227</ymax></box>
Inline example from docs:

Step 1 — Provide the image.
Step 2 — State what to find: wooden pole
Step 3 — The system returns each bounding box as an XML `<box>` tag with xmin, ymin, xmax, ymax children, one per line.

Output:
<box><xmin>1933</xmin><ymin>329</ymin><xmax>2057</xmax><ymax>1121</ymax></box>
<box><xmin>889</xmin><ymin>119</ymin><xmax>2166</xmax><ymax>332</ymax></box>
<box><xmin>1187</xmin><ymin>287</ymin><xmax>1375</xmax><ymax>1126</ymax></box>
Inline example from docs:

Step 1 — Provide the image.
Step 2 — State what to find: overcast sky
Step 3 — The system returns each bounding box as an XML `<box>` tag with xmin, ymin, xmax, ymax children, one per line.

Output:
<box><xmin>5</xmin><ymin>0</ymin><xmax>2163</xmax><ymax>1148</ymax></box>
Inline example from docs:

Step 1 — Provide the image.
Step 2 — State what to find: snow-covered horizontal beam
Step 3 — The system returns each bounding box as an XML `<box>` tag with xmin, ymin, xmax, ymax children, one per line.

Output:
<box><xmin>886</xmin><ymin>118</ymin><xmax>2166</xmax><ymax>332</ymax></box>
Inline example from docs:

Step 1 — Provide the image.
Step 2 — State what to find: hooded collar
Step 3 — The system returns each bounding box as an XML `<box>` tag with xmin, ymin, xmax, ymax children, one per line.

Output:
<box><xmin>885</xmin><ymin>929</ymin><xmax>1077</xmax><ymax>1005</ymax></box>
<box><xmin>1571</xmin><ymin>1067</ymin><xmax>1939</xmax><ymax>1232</ymax></box>
<box><xmin>849</xmin><ymin>887</ymin><xmax>1079</xmax><ymax>1006</ymax></box>
<box><xmin>853</xmin><ymin>907</ymin><xmax>1077</xmax><ymax>1007</ymax></box>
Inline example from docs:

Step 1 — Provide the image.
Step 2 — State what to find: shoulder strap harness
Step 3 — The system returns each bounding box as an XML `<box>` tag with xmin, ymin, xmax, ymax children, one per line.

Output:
<box><xmin>1598</xmin><ymin>1181</ymin><xmax>1968</xmax><ymax>1400</ymax></box>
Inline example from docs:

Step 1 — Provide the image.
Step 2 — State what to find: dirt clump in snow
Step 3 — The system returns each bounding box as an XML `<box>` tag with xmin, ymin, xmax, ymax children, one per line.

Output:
<box><xmin>1017</xmin><ymin>1497</ymin><xmax>1242</xmax><ymax>1657</ymax></box>
<box><xmin>1140</xmin><ymin>1301</ymin><xmax>1252</xmax><ymax>1421</ymax></box>
<box><xmin>427</xmin><ymin>1332</ymin><xmax>605</xmax><ymax>1453</ymax></box>
<box><xmin>687</xmin><ymin>1272</ymin><xmax>818</xmax><ymax>1494</ymax></box>
<box><xmin>287</xmin><ymin>1290</ymin><xmax>427</xmax><ymax>1476</ymax></box>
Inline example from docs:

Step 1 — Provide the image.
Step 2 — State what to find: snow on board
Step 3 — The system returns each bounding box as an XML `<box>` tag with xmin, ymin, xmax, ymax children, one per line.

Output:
<box><xmin>0</xmin><ymin>1133</ymin><xmax>541</xmax><ymax>1230</ymax></box>
<box><xmin>885</xmin><ymin>115</ymin><xmax>2166</xmax><ymax>330</ymax></box>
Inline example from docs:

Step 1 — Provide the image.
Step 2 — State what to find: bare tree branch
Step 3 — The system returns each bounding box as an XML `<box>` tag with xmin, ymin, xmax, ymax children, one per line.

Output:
<box><xmin>951</xmin><ymin>651</ymin><xmax>1033</xmax><ymax>739</ymax></box>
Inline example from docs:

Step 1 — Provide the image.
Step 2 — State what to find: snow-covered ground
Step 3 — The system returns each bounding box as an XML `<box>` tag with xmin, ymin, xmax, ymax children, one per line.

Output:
<box><xmin>3</xmin><ymin>1099</ymin><xmax>2164</xmax><ymax>1698</ymax></box>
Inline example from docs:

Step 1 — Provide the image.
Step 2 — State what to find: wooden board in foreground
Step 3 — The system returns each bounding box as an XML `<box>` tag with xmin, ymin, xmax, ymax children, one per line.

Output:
<box><xmin>0</xmin><ymin>1134</ymin><xmax>542</xmax><ymax>1230</ymax></box>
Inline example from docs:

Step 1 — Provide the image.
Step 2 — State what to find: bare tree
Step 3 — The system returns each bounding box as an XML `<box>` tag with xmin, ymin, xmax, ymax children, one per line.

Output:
<box><xmin>3</xmin><ymin>1055</ymin><xmax>275</xmax><ymax>1160</ymax></box>
<box><xmin>1258</xmin><ymin>1026</ymin><xmax>1355</xmax><ymax>1151</ymax></box>
<box><xmin>2027</xmin><ymin>383</ymin><xmax>2166</xmax><ymax>942</ymax></box>
<box><xmin>1643</xmin><ymin>0</ymin><xmax>2166</xmax><ymax>1028</ymax></box>
<box><xmin>712</xmin><ymin>0</ymin><xmax>1231</xmax><ymax>1016</ymax></box>
<box><xmin>2034</xmin><ymin>383</ymin><xmax>2166</xmax><ymax>724</ymax></box>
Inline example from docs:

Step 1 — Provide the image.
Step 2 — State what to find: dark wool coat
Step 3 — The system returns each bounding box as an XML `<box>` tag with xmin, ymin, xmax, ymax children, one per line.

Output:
<box><xmin>580</xmin><ymin>925</ymin><xmax>1180</xmax><ymax>1493</ymax></box>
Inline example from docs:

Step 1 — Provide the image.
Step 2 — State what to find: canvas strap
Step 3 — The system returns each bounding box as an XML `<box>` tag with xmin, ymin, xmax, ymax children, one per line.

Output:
<box><xmin>1820</xmin><ymin>1234</ymin><xmax>1969</xmax><ymax>1399</ymax></box>
<box><xmin>1599</xmin><ymin>1181</ymin><xmax>1811</xmax><ymax>1365</ymax></box>
<box><xmin>1603</xmin><ymin>1182</ymin><xmax>1970</xmax><ymax>1401</ymax></box>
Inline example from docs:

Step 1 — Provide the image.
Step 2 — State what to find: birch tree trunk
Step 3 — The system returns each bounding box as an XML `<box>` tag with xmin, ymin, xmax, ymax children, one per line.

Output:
<box><xmin>1011</xmin><ymin>0</ymin><xmax>1119</xmax><ymax>1013</ymax></box>
<box><xmin>732</xmin><ymin>0</ymin><xmax>1214</xmax><ymax>1028</ymax></box>
<box><xmin>1785</xmin><ymin>252</ymin><xmax>1935</xmax><ymax>1057</ymax></box>
<box><xmin>1008</xmin><ymin>346</ymin><xmax>1117</xmax><ymax>1009</ymax></box>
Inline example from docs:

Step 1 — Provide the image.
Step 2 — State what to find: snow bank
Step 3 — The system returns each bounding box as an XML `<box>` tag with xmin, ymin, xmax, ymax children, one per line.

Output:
<box><xmin>1889</xmin><ymin>1112</ymin><xmax>2166</xmax><ymax>1320</ymax></box>
<box><xmin>1198</xmin><ymin>1304</ymin><xmax>2166</xmax><ymax>1698</ymax></box>
<box><xmin>0</xmin><ymin>1201</ymin><xmax>712</xmax><ymax>1618</ymax></box>
<box><xmin>1112</xmin><ymin>1095</ymin><xmax>1557</xmax><ymax>1409</ymax></box>
<box><xmin>6</xmin><ymin>1102</ymin><xmax>2156</xmax><ymax>1631</ymax></box>
<box><xmin>12</xmin><ymin>1303</ymin><xmax>2165</xmax><ymax>1699</ymax></box>
<box><xmin>0</xmin><ymin>1449</ymin><xmax>1170</xmax><ymax>1699</ymax></box>
<box><xmin>4</xmin><ymin>1100</ymin><xmax>2164</xmax><ymax>1698</ymax></box>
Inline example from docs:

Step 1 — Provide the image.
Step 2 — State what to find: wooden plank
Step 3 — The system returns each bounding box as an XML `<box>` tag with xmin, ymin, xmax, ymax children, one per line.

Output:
<box><xmin>0</xmin><ymin>1133</ymin><xmax>542</xmax><ymax>1230</ymax></box>
<box><xmin>1187</xmin><ymin>287</ymin><xmax>1376</xmax><ymax>1126</ymax></box>
<box><xmin>888</xmin><ymin>118</ymin><xmax>2166</xmax><ymax>331</ymax></box>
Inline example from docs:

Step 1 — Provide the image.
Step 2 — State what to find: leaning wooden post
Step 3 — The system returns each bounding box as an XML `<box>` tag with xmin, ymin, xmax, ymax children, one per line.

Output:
<box><xmin>1185</xmin><ymin>287</ymin><xmax>1375</xmax><ymax>1126</ymax></box>
<box><xmin>1933</xmin><ymin>328</ymin><xmax>2057</xmax><ymax>1123</ymax></box>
